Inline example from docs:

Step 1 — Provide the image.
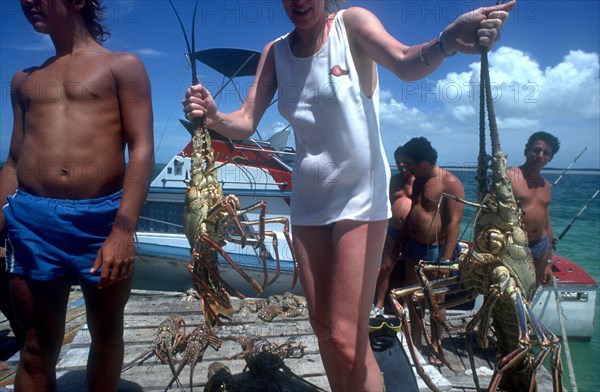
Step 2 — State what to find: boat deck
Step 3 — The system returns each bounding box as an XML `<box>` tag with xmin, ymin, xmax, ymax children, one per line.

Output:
<box><xmin>0</xmin><ymin>288</ymin><xmax>556</xmax><ymax>391</ymax></box>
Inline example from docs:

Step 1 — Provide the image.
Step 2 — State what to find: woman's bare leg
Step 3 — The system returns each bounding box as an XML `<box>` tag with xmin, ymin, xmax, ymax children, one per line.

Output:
<box><xmin>293</xmin><ymin>220</ymin><xmax>387</xmax><ymax>391</ymax></box>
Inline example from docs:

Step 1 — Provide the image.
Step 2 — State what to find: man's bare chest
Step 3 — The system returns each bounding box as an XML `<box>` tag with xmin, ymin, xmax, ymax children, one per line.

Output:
<box><xmin>21</xmin><ymin>63</ymin><xmax>115</xmax><ymax>105</ymax></box>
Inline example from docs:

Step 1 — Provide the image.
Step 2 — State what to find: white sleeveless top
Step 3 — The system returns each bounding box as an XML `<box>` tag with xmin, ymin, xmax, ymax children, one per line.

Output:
<box><xmin>273</xmin><ymin>10</ymin><xmax>391</xmax><ymax>226</ymax></box>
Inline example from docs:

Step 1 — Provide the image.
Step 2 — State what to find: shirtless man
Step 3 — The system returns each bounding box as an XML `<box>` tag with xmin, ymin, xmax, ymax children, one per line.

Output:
<box><xmin>508</xmin><ymin>131</ymin><xmax>560</xmax><ymax>286</ymax></box>
<box><xmin>401</xmin><ymin>137</ymin><xmax>464</xmax><ymax>364</ymax></box>
<box><xmin>0</xmin><ymin>1</ymin><xmax>153</xmax><ymax>390</ymax></box>
<box><xmin>372</xmin><ymin>146</ymin><xmax>414</xmax><ymax>316</ymax></box>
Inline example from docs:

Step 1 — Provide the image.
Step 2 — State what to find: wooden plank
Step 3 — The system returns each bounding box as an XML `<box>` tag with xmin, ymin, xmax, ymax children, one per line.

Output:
<box><xmin>71</xmin><ymin>318</ymin><xmax>315</xmax><ymax>346</ymax></box>
<box><xmin>120</xmin><ymin>313</ymin><xmax>309</xmax><ymax>329</ymax></box>
<box><xmin>56</xmin><ymin>354</ymin><xmax>328</xmax><ymax>391</ymax></box>
<box><xmin>63</xmin><ymin>335</ymin><xmax>321</xmax><ymax>368</ymax></box>
<box><xmin>123</xmin><ymin>296</ymin><xmax>309</xmax><ymax>322</ymax></box>
<box><xmin>54</xmin><ymin>372</ymin><xmax>331</xmax><ymax>392</ymax></box>
<box><xmin>10</xmin><ymin>290</ymin><xmax>560</xmax><ymax>392</ymax></box>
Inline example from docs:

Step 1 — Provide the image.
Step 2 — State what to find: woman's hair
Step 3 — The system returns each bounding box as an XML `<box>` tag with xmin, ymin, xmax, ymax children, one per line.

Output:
<box><xmin>325</xmin><ymin>0</ymin><xmax>346</xmax><ymax>13</ymax></box>
<box><xmin>80</xmin><ymin>0</ymin><xmax>110</xmax><ymax>44</ymax></box>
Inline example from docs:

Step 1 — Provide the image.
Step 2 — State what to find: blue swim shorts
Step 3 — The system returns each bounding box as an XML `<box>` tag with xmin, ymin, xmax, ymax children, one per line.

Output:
<box><xmin>3</xmin><ymin>189</ymin><xmax>122</xmax><ymax>285</ymax></box>
<box><xmin>528</xmin><ymin>236</ymin><xmax>549</xmax><ymax>260</ymax></box>
<box><xmin>407</xmin><ymin>237</ymin><xmax>461</xmax><ymax>264</ymax></box>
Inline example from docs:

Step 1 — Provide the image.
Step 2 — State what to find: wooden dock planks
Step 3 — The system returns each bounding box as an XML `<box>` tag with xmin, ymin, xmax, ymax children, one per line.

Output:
<box><xmin>1</xmin><ymin>288</ymin><xmax>558</xmax><ymax>391</ymax></box>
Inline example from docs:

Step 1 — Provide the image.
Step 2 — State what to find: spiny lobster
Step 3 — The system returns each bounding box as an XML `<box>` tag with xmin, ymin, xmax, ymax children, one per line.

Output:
<box><xmin>122</xmin><ymin>316</ymin><xmax>187</xmax><ymax>391</ymax></box>
<box><xmin>166</xmin><ymin>326</ymin><xmax>222</xmax><ymax>392</ymax></box>
<box><xmin>169</xmin><ymin>1</ymin><xmax>297</xmax><ymax>327</ymax></box>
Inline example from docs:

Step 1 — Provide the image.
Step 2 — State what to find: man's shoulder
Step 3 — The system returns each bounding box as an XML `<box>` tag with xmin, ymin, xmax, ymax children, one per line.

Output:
<box><xmin>91</xmin><ymin>50</ymin><xmax>143</xmax><ymax>67</ymax></box>
<box><xmin>99</xmin><ymin>51</ymin><xmax>148</xmax><ymax>81</ymax></box>
<box><xmin>440</xmin><ymin>168</ymin><xmax>463</xmax><ymax>185</ymax></box>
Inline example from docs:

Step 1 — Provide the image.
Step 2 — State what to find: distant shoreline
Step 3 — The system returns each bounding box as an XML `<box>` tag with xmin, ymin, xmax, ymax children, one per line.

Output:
<box><xmin>0</xmin><ymin>162</ymin><xmax>599</xmax><ymax>175</ymax></box>
<box><xmin>441</xmin><ymin>166</ymin><xmax>600</xmax><ymax>175</ymax></box>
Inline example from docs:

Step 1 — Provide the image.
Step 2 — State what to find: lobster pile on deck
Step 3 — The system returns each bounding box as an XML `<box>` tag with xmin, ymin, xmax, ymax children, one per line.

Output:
<box><xmin>121</xmin><ymin>310</ymin><xmax>321</xmax><ymax>392</ymax></box>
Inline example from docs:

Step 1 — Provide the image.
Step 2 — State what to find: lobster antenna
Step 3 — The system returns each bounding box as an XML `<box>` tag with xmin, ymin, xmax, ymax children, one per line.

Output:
<box><xmin>483</xmin><ymin>0</ymin><xmax>505</xmax><ymax>155</ymax></box>
<box><xmin>476</xmin><ymin>47</ymin><xmax>489</xmax><ymax>199</ymax></box>
<box><xmin>481</xmin><ymin>48</ymin><xmax>501</xmax><ymax>156</ymax></box>
<box><xmin>476</xmin><ymin>0</ymin><xmax>507</xmax><ymax>199</ymax></box>
<box><xmin>191</xmin><ymin>1</ymin><xmax>199</xmax><ymax>84</ymax></box>
<box><xmin>168</xmin><ymin>0</ymin><xmax>199</xmax><ymax>85</ymax></box>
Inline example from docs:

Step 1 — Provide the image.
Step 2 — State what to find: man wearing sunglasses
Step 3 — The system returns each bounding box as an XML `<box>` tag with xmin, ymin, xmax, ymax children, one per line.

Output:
<box><xmin>508</xmin><ymin>131</ymin><xmax>560</xmax><ymax>286</ymax></box>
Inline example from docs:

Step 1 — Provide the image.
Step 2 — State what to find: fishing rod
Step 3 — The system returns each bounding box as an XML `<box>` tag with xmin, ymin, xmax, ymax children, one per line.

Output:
<box><xmin>553</xmin><ymin>147</ymin><xmax>587</xmax><ymax>185</ymax></box>
<box><xmin>554</xmin><ymin>188</ymin><xmax>600</xmax><ymax>247</ymax></box>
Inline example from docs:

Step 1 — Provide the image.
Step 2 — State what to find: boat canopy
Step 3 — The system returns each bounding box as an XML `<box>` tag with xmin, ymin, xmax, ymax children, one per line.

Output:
<box><xmin>193</xmin><ymin>48</ymin><xmax>261</xmax><ymax>79</ymax></box>
<box><xmin>190</xmin><ymin>47</ymin><xmax>290</xmax><ymax>145</ymax></box>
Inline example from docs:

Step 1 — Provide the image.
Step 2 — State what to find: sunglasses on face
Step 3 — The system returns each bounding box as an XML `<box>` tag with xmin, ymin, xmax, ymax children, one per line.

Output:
<box><xmin>530</xmin><ymin>146</ymin><xmax>552</xmax><ymax>157</ymax></box>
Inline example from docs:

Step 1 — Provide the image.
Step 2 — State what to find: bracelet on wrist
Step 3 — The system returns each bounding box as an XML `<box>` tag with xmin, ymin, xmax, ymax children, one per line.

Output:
<box><xmin>437</xmin><ymin>31</ymin><xmax>457</xmax><ymax>57</ymax></box>
<box><xmin>547</xmin><ymin>259</ymin><xmax>553</xmax><ymax>265</ymax></box>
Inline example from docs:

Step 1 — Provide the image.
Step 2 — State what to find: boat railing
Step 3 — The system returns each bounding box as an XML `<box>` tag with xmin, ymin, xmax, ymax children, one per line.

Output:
<box><xmin>137</xmin><ymin>216</ymin><xmax>184</xmax><ymax>229</ymax></box>
<box><xmin>237</xmin><ymin>131</ymin><xmax>295</xmax><ymax>173</ymax></box>
<box><xmin>159</xmin><ymin>176</ymin><xmax>290</xmax><ymax>190</ymax></box>
<box><xmin>235</xmin><ymin>145</ymin><xmax>296</xmax><ymax>157</ymax></box>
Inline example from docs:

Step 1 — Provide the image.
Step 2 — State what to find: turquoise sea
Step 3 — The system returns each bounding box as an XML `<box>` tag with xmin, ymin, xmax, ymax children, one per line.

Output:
<box><xmin>449</xmin><ymin>168</ymin><xmax>600</xmax><ymax>392</ymax></box>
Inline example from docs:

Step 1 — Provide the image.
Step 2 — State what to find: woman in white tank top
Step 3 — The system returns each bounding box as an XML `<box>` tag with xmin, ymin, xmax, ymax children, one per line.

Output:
<box><xmin>184</xmin><ymin>1</ymin><xmax>514</xmax><ymax>390</ymax></box>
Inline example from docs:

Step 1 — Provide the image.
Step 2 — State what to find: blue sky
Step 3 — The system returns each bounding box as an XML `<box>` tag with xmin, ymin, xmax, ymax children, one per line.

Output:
<box><xmin>1</xmin><ymin>1</ymin><xmax>599</xmax><ymax>169</ymax></box>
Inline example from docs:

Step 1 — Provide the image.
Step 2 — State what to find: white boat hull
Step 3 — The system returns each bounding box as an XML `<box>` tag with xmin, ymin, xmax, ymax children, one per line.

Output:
<box><xmin>134</xmin><ymin>232</ymin><xmax>300</xmax><ymax>298</ymax></box>
<box><xmin>532</xmin><ymin>283</ymin><xmax>597</xmax><ymax>339</ymax></box>
<box><xmin>469</xmin><ymin>282</ymin><xmax>597</xmax><ymax>339</ymax></box>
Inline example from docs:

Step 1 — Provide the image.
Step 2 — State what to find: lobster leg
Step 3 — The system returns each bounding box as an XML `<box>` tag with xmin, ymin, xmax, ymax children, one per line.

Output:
<box><xmin>465</xmin><ymin>291</ymin><xmax>500</xmax><ymax>392</ymax></box>
<box><xmin>525</xmin><ymin>304</ymin><xmax>564</xmax><ymax>392</ymax></box>
<box><xmin>388</xmin><ymin>294</ymin><xmax>444</xmax><ymax>392</ymax></box>
<box><xmin>489</xmin><ymin>275</ymin><xmax>534</xmax><ymax>392</ymax></box>
<box><xmin>165</xmin><ymin>356</ymin><xmax>189</xmax><ymax>392</ymax></box>
<box><xmin>122</xmin><ymin>349</ymin><xmax>154</xmax><ymax>372</ymax></box>
<box><xmin>202</xmin><ymin>235</ymin><xmax>264</xmax><ymax>294</ymax></box>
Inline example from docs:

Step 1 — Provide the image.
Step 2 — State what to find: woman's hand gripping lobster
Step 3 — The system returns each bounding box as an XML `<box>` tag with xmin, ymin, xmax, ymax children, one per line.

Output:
<box><xmin>169</xmin><ymin>1</ymin><xmax>297</xmax><ymax>328</ymax></box>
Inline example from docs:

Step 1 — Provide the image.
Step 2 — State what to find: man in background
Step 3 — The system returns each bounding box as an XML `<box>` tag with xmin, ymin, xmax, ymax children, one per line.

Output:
<box><xmin>372</xmin><ymin>146</ymin><xmax>414</xmax><ymax>316</ymax></box>
<box><xmin>508</xmin><ymin>131</ymin><xmax>560</xmax><ymax>286</ymax></box>
<box><xmin>401</xmin><ymin>137</ymin><xmax>464</xmax><ymax>365</ymax></box>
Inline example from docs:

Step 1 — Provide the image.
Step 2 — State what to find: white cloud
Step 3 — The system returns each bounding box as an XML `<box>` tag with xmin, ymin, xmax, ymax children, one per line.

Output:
<box><xmin>497</xmin><ymin>117</ymin><xmax>541</xmax><ymax>130</ymax></box>
<box><xmin>450</xmin><ymin>105</ymin><xmax>476</xmax><ymax>123</ymax></box>
<box><xmin>378</xmin><ymin>47</ymin><xmax>600</xmax><ymax>168</ymax></box>
<box><xmin>434</xmin><ymin>47</ymin><xmax>600</xmax><ymax>120</ymax></box>
<box><xmin>540</xmin><ymin>50</ymin><xmax>600</xmax><ymax>119</ymax></box>
<box><xmin>134</xmin><ymin>48</ymin><xmax>169</xmax><ymax>58</ymax></box>
<box><xmin>380</xmin><ymin>89</ymin><xmax>393</xmax><ymax>100</ymax></box>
